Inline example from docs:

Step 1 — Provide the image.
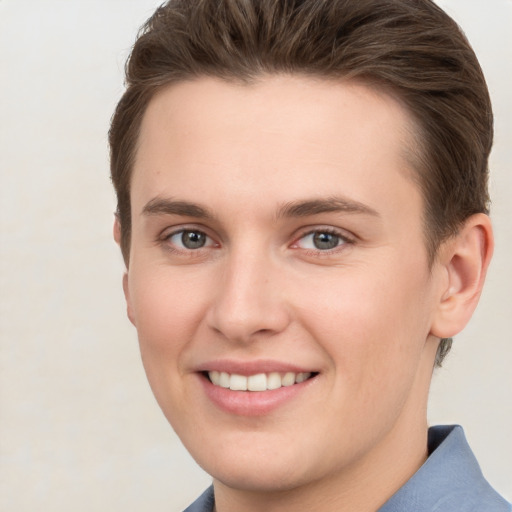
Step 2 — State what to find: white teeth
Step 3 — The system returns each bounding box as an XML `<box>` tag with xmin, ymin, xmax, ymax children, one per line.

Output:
<box><xmin>207</xmin><ymin>371</ymin><xmax>312</xmax><ymax>391</ymax></box>
<box><xmin>267</xmin><ymin>372</ymin><xmax>282</xmax><ymax>390</ymax></box>
<box><xmin>282</xmin><ymin>372</ymin><xmax>295</xmax><ymax>387</ymax></box>
<box><xmin>209</xmin><ymin>370</ymin><xmax>220</xmax><ymax>385</ymax></box>
<box><xmin>247</xmin><ymin>373</ymin><xmax>267</xmax><ymax>391</ymax></box>
<box><xmin>219</xmin><ymin>372</ymin><xmax>230</xmax><ymax>388</ymax></box>
<box><xmin>295</xmin><ymin>372</ymin><xmax>307</xmax><ymax>383</ymax></box>
<box><xmin>229</xmin><ymin>374</ymin><xmax>247</xmax><ymax>391</ymax></box>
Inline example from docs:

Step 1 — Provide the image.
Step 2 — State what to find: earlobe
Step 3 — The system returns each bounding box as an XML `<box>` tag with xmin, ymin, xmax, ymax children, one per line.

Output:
<box><xmin>122</xmin><ymin>272</ymin><xmax>136</xmax><ymax>326</ymax></box>
<box><xmin>430</xmin><ymin>213</ymin><xmax>493</xmax><ymax>339</ymax></box>
<box><xmin>115</xmin><ymin>217</ymin><xmax>135</xmax><ymax>325</ymax></box>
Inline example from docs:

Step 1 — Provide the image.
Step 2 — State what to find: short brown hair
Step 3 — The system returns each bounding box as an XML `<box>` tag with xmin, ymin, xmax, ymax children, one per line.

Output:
<box><xmin>109</xmin><ymin>0</ymin><xmax>493</xmax><ymax>365</ymax></box>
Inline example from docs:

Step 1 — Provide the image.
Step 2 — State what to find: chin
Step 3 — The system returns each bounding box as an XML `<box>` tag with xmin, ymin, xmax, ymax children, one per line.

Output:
<box><xmin>190</xmin><ymin>437</ymin><xmax>328</xmax><ymax>494</ymax></box>
<box><xmin>210</xmin><ymin>463</ymin><xmax>309</xmax><ymax>494</ymax></box>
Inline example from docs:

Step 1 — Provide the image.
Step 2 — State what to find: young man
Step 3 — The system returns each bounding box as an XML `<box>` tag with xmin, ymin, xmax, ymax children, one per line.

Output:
<box><xmin>109</xmin><ymin>1</ymin><xmax>510</xmax><ymax>510</ymax></box>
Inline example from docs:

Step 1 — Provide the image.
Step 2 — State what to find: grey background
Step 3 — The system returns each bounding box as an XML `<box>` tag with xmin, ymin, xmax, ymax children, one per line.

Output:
<box><xmin>0</xmin><ymin>0</ymin><xmax>510</xmax><ymax>510</ymax></box>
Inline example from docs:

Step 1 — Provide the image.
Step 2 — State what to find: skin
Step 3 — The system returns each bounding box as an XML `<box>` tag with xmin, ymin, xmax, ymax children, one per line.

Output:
<box><xmin>116</xmin><ymin>76</ymin><xmax>493</xmax><ymax>512</ymax></box>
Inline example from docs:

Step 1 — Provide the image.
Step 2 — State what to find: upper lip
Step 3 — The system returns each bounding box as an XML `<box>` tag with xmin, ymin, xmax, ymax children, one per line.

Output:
<box><xmin>194</xmin><ymin>359</ymin><xmax>317</xmax><ymax>376</ymax></box>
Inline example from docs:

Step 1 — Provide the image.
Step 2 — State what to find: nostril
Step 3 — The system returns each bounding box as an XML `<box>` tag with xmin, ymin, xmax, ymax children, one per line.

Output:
<box><xmin>254</xmin><ymin>328</ymin><xmax>275</xmax><ymax>336</ymax></box>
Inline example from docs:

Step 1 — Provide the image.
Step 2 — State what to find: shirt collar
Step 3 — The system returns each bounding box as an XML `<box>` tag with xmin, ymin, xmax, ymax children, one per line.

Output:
<box><xmin>378</xmin><ymin>424</ymin><xmax>507</xmax><ymax>511</ymax></box>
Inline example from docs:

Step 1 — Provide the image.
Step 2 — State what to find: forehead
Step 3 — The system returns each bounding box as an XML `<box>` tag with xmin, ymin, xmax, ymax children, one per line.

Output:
<box><xmin>132</xmin><ymin>75</ymin><xmax>421</xmax><ymax>223</ymax></box>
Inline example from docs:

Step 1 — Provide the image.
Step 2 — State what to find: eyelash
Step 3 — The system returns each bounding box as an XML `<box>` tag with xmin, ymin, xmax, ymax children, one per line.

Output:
<box><xmin>159</xmin><ymin>226</ymin><xmax>355</xmax><ymax>257</ymax></box>
<box><xmin>291</xmin><ymin>227</ymin><xmax>354</xmax><ymax>254</ymax></box>
<box><xmin>160</xmin><ymin>227</ymin><xmax>218</xmax><ymax>257</ymax></box>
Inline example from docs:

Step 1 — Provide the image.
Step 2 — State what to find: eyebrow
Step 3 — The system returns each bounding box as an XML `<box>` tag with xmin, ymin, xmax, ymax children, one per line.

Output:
<box><xmin>276</xmin><ymin>197</ymin><xmax>380</xmax><ymax>219</ymax></box>
<box><xmin>141</xmin><ymin>196</ymin><xmax>379</xmax><ymax>221</ymax></box>
<box><xmin>142</xmin><ymin>197</ymin><xmax>215</xmax><ymax>219</ymax></box>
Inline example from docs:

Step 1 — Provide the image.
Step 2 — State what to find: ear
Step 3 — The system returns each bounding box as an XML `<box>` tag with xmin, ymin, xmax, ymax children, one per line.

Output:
<box><xmin>114</xmin><ymin>216</ymin><xmax>136</xmax><ymax>326</ymax></box>
<box><xmin>122</xmin><ymin>272</ymin><xmax>136</xmax><ymax>326</ymax></box>
<box><xmin>430</xmin><ymin>213</ymin><xmax>493</xmax><ymax>339</ymax></box>
<box><xmin>113</xmin><ymin>214</ymin><xmax>122</xmax><ymax>245</ymax></box>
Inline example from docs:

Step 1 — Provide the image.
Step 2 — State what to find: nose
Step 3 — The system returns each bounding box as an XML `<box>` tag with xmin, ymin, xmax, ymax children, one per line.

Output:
<box><xmin>206</xmin><ymin>249</ymin><xmax>291</xmax><ymax>343</ymax></box>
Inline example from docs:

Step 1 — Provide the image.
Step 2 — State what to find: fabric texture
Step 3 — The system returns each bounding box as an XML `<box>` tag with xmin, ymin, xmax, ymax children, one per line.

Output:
<box><xmin>183</xmin><ymin>425</ymin><xmax>510</xmax><ymax>512</ymax></box>
<box><xmin>183</xmin><ymin>486</ymin><xmax>215</xmax><ymax>512</ymax></box>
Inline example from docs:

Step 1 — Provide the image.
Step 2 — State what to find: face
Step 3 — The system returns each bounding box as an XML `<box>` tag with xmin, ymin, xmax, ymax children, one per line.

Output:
<box><xmin>123</xmin><ymin>76</ymin><xmax>444</xmax><ymax>495</ymax></box>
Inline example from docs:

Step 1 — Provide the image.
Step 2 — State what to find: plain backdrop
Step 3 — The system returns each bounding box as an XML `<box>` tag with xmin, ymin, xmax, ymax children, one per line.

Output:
<box><xmin>0</xmin><ymin>1</ymin><xmax>510</xmax><ymax>510</ymax></box>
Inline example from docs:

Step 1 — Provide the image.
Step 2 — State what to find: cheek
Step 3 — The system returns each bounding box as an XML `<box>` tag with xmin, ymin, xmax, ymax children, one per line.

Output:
<box><xmin>297</xmin><ymin>263</ymin><xmax>432</xmax><ymax>384</ymax></box>
<box><xmin>127</xmin><ymin>268</ymin><xmax>212</xmax><ymax>423</ymax></box>
<box><xmin>128</xmin><ymin>268</ymin><xmax>209</xmax><ymax>359</ymax></box>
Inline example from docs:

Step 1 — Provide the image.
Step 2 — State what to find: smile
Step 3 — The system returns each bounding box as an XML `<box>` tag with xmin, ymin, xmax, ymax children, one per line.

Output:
<box><xmin>207</xmin><ymin>371</ymin><xmax>313</xmax><ymax>391</ymax></box>
<box><xmin>199</xmin><ymin>365</ymin><xmax>319</xmax><ymax>416</ymax></box>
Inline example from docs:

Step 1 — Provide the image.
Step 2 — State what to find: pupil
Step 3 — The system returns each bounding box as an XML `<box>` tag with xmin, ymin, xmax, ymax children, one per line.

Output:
<box><xmin>313</xmin><ymin>232</ymin><xmax>339</xmax><ymax>250</ymax></box>
<box><xmin>182</xmin><ymin>231</ymin><xmax>206</xmax><ymax>249</ymax></box>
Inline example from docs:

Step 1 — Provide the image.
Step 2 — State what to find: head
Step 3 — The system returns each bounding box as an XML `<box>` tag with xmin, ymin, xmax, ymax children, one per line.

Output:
<box><xmin>109</xmin><ymin>0</ymin><xmax>494</xmax><ymax>504</ymax></box>
<box><xmin>110</xmin><ymin>0</ymin><xmax>493</xmax><ymax>367</ymax></box>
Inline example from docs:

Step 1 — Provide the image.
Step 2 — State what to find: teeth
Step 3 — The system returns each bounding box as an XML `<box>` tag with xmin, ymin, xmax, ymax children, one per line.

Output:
<box><xmin>247</xmin><ymin>373</ymin><xmax>267</xmax><ymax>391</ymax></box>
<box><xmin>219</xmin><ymin>372</ymin><xmax>230</xmax><ymax>388</ymax></box>
<box><xmin>282</xmin><ymin>372</ymin><xmax>295</xmax><ymax>387</ymax></box>
<box><xmin>229</xmin><ymin>374</ymin><xmax>247</xmax><ymax>391</ymax></box>
<box><xmin>209</xmin><ymin>370</ymin><xmax>220</xmax><ymax>386</ymax></box>
<box><xmin>267</xmin><ymin>372</ymin><xmax>282</xmax><ymax>390</ymax></box>
<box><xmin>208</xmin><ymin>371</ymin><xmax>312</xmax><ymax>391</ymax></box>
<box><xmin>295</xmin><ymin>372</ymin><xmax>307</xmax><ymax>383</ymax></box>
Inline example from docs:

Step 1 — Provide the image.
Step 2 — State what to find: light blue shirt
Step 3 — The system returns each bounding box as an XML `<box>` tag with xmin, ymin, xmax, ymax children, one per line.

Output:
<box><xmin>183</xmin><ymin>425</ymin><xmax>510</xmax><ymax>512</ymax></box>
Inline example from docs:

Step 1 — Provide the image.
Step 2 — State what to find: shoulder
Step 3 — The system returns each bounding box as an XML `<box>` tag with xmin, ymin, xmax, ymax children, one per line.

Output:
<box><xmin>379</xmin><ymin>425</ymin><xmax>511</xmax><ymax>512</ymax></box>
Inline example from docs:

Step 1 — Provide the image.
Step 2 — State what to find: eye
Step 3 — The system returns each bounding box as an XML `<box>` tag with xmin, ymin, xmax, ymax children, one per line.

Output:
<box><xmin>295</xmin><ymin>230</ymin><xmax>347</xmax><ymax>251</ymax></box>
<box><xmin>167</xmin><ymin>229</ymin><xmax>214</xmax><ymax>250</ymax></box>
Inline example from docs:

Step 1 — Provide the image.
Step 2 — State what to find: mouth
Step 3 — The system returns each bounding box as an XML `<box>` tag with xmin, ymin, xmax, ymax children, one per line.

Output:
<box><xmin>204</xmin><ymin>370</ymin><xmax>317</xmax><ymax>391</ymax></box>
<box><xmin>198</xmin><ymin>366</ymin><xmax>319</xmax><ymax>416</ymax></box>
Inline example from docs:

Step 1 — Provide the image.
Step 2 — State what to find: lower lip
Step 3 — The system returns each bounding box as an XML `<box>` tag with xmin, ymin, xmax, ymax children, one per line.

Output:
<box><xmin>199</xmin><ymin>374</ymin><xmax>317</xmax><ymax>416</ymax></box>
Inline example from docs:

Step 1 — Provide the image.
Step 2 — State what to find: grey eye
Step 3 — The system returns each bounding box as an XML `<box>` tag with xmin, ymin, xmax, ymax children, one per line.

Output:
<box><xmin>297</xmin><ymin>231</ymin><xmax>344</xmax><ymax>251</ymax></box>
<box><xmin>168</xmin><ymin>229</ymin><xmax>211</xmax><ymax>250</ymax></box>
<box><xmin>312</xmin><ymin>232</ymin><xmax>340</xmax><ymax>250</ymax></box>
<box><xmin>181</xmin><ymin>230</ymin><xmax>207</xmax><ymax>249</ymax></box>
